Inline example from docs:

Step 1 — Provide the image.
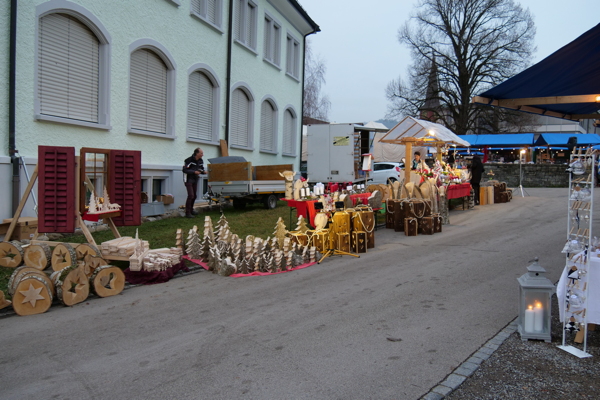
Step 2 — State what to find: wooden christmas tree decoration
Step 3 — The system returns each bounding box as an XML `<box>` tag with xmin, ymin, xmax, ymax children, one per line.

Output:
<box><xmin>175</xmin><ymin>228</ymin><xmax>184</xmax><ymax>250</ymax></box>
<box><xmin>51</xmin><ymin>243</ymin><xmax>78</xmax><ymax>272</ymax></box>
<box><xmin>238</xmin><ymin>258</ymin><xmax>250</xmax><ymax>275</ymax></box>
<box><xmin>0</xmin><ymin>241</ymin><xmax>24</xmax><ymax>268</ymax></box>
<box><xmin>186</xmin><ymin>229</ymin><xmax>202</xmax><ymax>259</ymax></box>
<box><xmin>23</xmin><ymin>243</ymin><xmax>52</xmax><ymax>270</ymax></box>
<box><xmin>12</xmin><ymin>275</ymin><xmax>53</xmax><ymax>316</ymax></box>
<box><xmin>0</xmin><ymin>290</ymin><xmax>11</xmax><ymax>310</ymax></box>
<box><xmin>53</xmin><ymin>265</ymin><xmax>89</xmax><ymax>307</ymax></box>
<box><xmin>273</xmin><ymin>218</ymin><xmax>288</xmax><ymax>249</ymax></box>
<box><xmin>295</xmin><ymin>216</ymin><xmax>310</xmax><ymax>234</ymax></box>
<box><xmin>89</xmin><ymin>265</ymin><xmax>125</xmax><ymax>297</ymax></box>
<box><xmin>214</xmin><ymin>214</ymin><xmax>230</xmax><ymax>241</ymax></box>
<box><xmin>203</xmin><ymin>216</ymin><xmax>215</xmax><ymax>242</ymax></box>
<box><xmin>200</xmin><ymin>235</ymin><xmax>212</xmax><ymax>263</ymax></box>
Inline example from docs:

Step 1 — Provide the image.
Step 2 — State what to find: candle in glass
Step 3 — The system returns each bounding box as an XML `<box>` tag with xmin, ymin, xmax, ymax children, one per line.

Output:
<box><xmin>524</xmin><ymin>305</ymin><xmax>535</xmax><ymax>332</ymax></box>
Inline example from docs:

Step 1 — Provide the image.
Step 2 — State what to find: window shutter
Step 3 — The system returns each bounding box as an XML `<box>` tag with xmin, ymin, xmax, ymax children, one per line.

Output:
<box><xmin>234</xmin><ymin>0</ymin><xmax>242</xmax><ymax>41</ymax></box>
<box><xmin>109</xmin><ymin>150</ymin><xmax>141</xmax><ymax>226</ymax></box>
<box><xmin>39</xmin><ymin>13</ymin><xmax>99</xmax><ymax>123</ymax></box>
<box><xmin>207</xmin><ymin>0</ymin><xmax>217</xmax><ymax>24</ymax></box>
<box><xmin>273</xmin><ymin>25</ymin><xmax>280</xmax><ymax>65</ymax></box>
<box><xmin>130</xmin><ymin>49</ymin><xmax>167</xmax><ymax>134</ymax></box>
<box><xmin>37</xmin><ymin>146</ymin><xmax>76</xmax><ymax>233</ymax></box>
<box><xmin>260</xmin><ymin>101</ymin><xmax>274</xmax><ymax>151</ymax></box>
<box><xmin>231</xmin><ymin>89</ymin><xmax>249</xmax><ymax>147</ymax></box>
<box><xmin>191</xmin><ymin>0</ymin><xmax>202</xmax><ymax>15</ymax></box>
<box><xmin>264</xmin><ymin>18</ymin><xmax>271</xmax><ymax>60</ymax></box>
<box><xmin>246</xmin><ymin>3</ymin><xmax>256</xmax><ymax>48</ymax></box>
<box><xmin>283</xmin><ymin>110</ymin><xmax>295</xmax><ymax>155</ymax></box>
<box><xmin>188</xmin><ymin>71</ymin><xmax>213</xmax><ymax>141</ymax></box>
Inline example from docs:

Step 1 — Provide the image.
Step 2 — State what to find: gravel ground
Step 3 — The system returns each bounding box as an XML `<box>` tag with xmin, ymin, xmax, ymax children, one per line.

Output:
<box><xmin>444</xmin><ymin>295</ymin><xmax>600</xmax><ymax>400</ymax></box>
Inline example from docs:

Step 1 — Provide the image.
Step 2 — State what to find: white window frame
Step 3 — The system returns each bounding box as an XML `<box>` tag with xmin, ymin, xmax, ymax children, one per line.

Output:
<box><xmin>187</xmin><ymin>63</ymin><xmax>221</xmax><ymax>145</ymax></box>
<box><xmin>190</xmin><ymin>0</ymin><xmax>224</xmax><ymax>32</ymax></box>
<box><xmin>282</xmin><ymin>106</ymin><xmax>298</xmax><ymax>157</ymax></box>
<box><xmin>234</xmin><ymin>0</ymin><xmax>258</xmax><ymax>53</ymax></box>
<box><xmin>166</xmin><ymin>0</ymin><xmax>181</xmax><ymax>6</ymax></box>
<box><xmin>259</xmin><ymin>96</ymin><xmax>278</xmax><ymax>154</ymax></box>
<box><xmin>128</xmin><ymin>39</ymin><xmax>177</xmax><ymax>139</ymax></box>
<box><xmin>230</xmin><ymin>83</ymin><xmax>255</xmax><ymax>151</ymax></box>
<box><xmin>286</xmin><ymin>32</ymin><xmax>301</xmax><ymax>81</ymax></box>
<box><xmin>34</xmin><ymin>1</ymin><xmax>112</xmax><ymax>130</ymax></box>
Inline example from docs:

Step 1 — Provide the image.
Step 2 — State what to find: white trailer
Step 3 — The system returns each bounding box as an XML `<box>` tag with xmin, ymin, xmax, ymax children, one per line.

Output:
<box><xmin>306</xmin><ymin>123</ymin><xmax>387</xmax><ymax>183</ymax></box>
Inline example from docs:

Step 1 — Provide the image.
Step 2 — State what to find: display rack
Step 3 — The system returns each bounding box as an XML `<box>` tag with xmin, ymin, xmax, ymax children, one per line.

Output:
<box><xmin>559</xmin><ymin>147</ymin><xmax>595</xmax><ymax>357</ymax></box>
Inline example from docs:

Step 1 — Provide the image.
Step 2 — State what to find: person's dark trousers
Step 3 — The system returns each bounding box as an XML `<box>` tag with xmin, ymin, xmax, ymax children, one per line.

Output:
<box><xmin>185</xmin><ymin>181</ymin><xmax>198</xmax><ymax>215</ymax></box>
<box><xmin>472</xmin><ymin>183</ymin><xmax>480</xmax><ymax>205</ymax></box>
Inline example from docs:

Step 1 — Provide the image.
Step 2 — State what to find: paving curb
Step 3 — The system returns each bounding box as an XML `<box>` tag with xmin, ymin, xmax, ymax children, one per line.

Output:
<box><xmin>420</xmin><ymin>319</ymin><xmax>518</xmax><ymax>400</ymax></box>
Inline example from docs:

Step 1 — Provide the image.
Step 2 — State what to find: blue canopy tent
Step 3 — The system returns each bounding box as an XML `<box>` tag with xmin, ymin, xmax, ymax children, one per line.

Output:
<box><xmin>457</xmin><ymin>134</ymin><xmax>535</xmax><ymax>148</ymax></box>
<box><xmin>535</xmin><ymin>133</ymin><xmax>600</xmax><ymax>146</ymax></box>
<box><xmin>472</xmin><ymin>23</ymin><xmax>600</xmax><ymax>121</ymax></box>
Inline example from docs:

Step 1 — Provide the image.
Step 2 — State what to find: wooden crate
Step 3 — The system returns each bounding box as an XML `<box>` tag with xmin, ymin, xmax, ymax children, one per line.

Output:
<box><xmin>208</xmin><ymin>162</ymin><xmax>252</xmax><ymax>182</ymax></box>
<box><xmin>352</xmin><ymin>231</ymin><xmax>367</xmax><ymax>253</ymax></box>
<box><xmin>1</xmin><ymin>217</ymin><xmax>38</xmax><ymax>240</ymax></box>
<box><xmin>254</xmin><ymin>164</ymin><xmax>293</xmax><ymax>180</ymax></box>
<box><xmin>404</xmin><ymin>217</ymin><xmax>418</xmax><ymax>236</ymax></box>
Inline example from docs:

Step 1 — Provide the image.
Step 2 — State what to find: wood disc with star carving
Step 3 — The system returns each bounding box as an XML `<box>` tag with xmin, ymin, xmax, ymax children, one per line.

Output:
<box><xmin>51</xmin><ymin>243</ymin><xmax>78</xmax><ymax>272</ymax></box>
<box><xmin>12</xmin><ymin>275</ymin><xmax>53</xmax><ymax>316</ymax></box>
<box><xmin>0</xmin><ymin>241</ymin><xmax>24</xmax><ymax>268</ymax></box>
<box><xmin>90</xmin><ymin>265</ymin><xmax>125</xmax><ymax>297</ymax></box>
<box><xmin>8</xmin><ymin>266</ymin><xmax>54</xmax><ymax>297</ymax></box>
<box><xmin>54</xmin><ymin>265</ymin><xmax>89</xmax><ymax>306</ymax></box>
<box><xmin>82</xmin><ymin>254</ymin><xmax>108</xmax><ymax>277</ymax></box>
<box><xmin>23</xmin><ymin>243</ymin><xmax>52</xmax><ymax>270</ymax></box>
<box><xmin>75</xmin><ymin>244</ymin><xmax>101</xmax><ymax>262</ymax></box>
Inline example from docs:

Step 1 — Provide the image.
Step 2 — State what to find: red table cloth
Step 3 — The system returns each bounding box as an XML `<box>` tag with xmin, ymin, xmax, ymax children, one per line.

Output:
<box><xmin>446</xmin><ymin>183</ymin><xmax>471</xmax><ymax>199</ymax></box>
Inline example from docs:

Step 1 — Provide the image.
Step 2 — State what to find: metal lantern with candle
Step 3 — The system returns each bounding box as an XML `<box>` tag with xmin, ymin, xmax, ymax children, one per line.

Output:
<box><xmin>517</xmin><ymin>257</ymin><xmax>556</xmax><ymax>342</ymax></box>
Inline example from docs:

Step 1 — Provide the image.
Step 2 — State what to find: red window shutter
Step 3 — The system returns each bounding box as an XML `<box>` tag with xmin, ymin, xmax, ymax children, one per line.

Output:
<box><xmin>37</xmin><ymin>146</ymin><xmax>76</xmax><ymax>233</ymax></box>
<box><xmin>109</xmin><ymin>150</ymin><xmax>141</xmax><ymax>226</ymax></box>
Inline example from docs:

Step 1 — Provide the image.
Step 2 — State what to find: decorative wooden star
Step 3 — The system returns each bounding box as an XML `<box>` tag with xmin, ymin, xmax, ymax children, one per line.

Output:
<box><xmin>19</xmin><ymin>283</ymin><xmax>45</xmax><ymax>307</ymax></box>
<box><xmin>56</xmin><ymin>250</ymin><xmax>67</xmax><ymax>263</ymax></box>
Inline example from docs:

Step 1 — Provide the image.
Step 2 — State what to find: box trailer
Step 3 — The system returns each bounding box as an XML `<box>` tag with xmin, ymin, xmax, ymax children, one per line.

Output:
<box><xmin>306</xmin><ymin>123</ymin><xmax>377</xmax><ymax>183</ymax></box>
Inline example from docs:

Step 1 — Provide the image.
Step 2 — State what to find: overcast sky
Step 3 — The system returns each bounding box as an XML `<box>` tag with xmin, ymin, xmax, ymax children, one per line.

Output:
<box><xmin>298</xmin><ymin>0</ymin><xmax>599</xmax><ymax>124</ymax></box>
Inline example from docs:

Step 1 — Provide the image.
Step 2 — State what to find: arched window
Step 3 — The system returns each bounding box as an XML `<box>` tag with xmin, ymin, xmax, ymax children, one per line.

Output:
<box><xmin>230</xmin><ymin>86</ymin><xmax>254</xmax><ymax>149</ymax></box>
<box><xmin>283</xmin><ymin>108</ymin><xmax>297</xmax><ymax>156</ymax></box>
<box><xmin>260</xmin><ymin>99</ymin><xmax>277</xmax><ymax>153</ymax></box>
<box><xmin>188</xmin><ymin>70</ymin><xmax>218</xmax><ymax>143</ymax></box>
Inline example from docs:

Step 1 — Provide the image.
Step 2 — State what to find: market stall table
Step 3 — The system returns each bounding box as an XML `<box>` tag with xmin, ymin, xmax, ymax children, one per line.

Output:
<box><xmin>557</xmin><ymin>254</ymin><xmax>600</xmax><ymax>325</ymax></box>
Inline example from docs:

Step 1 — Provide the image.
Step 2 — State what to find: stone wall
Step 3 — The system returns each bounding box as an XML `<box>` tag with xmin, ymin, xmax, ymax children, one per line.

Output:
<box><xmin>482</xmin><ymin>164</ymin><xmax>573</xmax><ymax>188</ymax></box>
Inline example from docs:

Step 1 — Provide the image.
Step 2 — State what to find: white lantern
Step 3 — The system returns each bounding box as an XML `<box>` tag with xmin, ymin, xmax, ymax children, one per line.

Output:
<box><xmin>517</xmin><ymin>257</ymin><xmax>555</xmax><ymax>342</ymax></box>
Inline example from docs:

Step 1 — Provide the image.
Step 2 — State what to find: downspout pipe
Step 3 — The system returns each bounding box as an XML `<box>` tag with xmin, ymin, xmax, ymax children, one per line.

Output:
<box><xmin>224</xmin><ymin>0</ymin><xmax>234</xmax><ymax>148</ymax></box>
<box><xmin>300</xmin><ymin>28</ymin><xmax>319</xmax><ymax>173</ymax></box>
<box><xmin>9</xmin><ymin>0</ymin><xmax>20</xmax><ymax>215</ymax></box>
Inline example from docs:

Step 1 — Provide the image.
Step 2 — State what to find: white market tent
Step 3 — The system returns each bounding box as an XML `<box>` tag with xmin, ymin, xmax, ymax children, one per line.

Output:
<box><xmin>377</xmin><ymin>116</ymin><xmax>470</xmax><ymax>182</ymax></box>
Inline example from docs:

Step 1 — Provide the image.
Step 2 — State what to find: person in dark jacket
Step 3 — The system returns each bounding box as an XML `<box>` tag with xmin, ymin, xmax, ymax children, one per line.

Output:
<box><xmin>182</xmin><ymin>147</ymin><xmax>205</xmax><ymax>218</ymax></box>
<box><xmin>470</xmin><ymin>155</ymin><xmax>485</xmax><ymax>205</ymax></box>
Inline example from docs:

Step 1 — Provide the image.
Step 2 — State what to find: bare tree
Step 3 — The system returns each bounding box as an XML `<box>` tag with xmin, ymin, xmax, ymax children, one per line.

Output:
<box><xmin>303</xmin><ymin>40</ymin><xmax>331</xmax><ymax>122</ymax></box>
<box><xmin>386</xmin><ymin>0</ymin><xmax>536</xmax><ymax>135</ymax></box>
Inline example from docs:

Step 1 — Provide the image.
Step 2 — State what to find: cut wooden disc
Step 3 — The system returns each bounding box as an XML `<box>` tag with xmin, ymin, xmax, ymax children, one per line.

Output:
<box><xmin>12</xmin><ymin>275</ymin><xmax>53</xmax><ymax>316</ymax></box>
<box><xmin>76</xmin><ymin>243</ymin><xmax>101</xmax><ymax>261</ymax></box>
<box><xmin>0</xmin><ymin>241</ymin><xmax>24</xmax><ymax>268</ymax></box>
<box><xmin>8</xmin><ymin>267</ymin><xmax>55</xmax><ymax>300</ymax></box>
<box><xmin>0</xmin><ymin>290</ymin><xmax>12</xmax><ymax>310</ymax></box>
<box><xmin>51</xmin><ymin>243</ymin><xmax>78</xmax><ymax>272</ymax></box>
<box><xmin>55</xmin><ymin>266</ymin><xmax>89</xmax><ymax>306</ymax></box>
<box><xmin>23</xmin><ymin>243</ymin><xmax>52</xmax><ymax>270</ymax></box>
<box><xmin>82</xmin><ymin>254</ymin><xmax>108</xmax><ymax>277</ymax></box>
<box><xmin>90</xmin><ymin>265</ymin><xmax>125</xmax><ymax>297</ymax></box>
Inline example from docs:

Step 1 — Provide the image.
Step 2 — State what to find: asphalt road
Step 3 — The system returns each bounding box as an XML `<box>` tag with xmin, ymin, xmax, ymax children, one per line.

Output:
<box><xmin>0</xmin><ymin>188</ymin><xmax>573</xmax><ymax>400</ymax></box>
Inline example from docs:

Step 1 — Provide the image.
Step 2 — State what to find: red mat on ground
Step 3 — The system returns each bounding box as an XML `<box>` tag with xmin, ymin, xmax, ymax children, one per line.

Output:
<box><xmin>124</xmin><ymin>260</ymin><xmax>189</xmax><ymax>285</ymax></box>
<box><xmin>183</xmin><ymin>255</ymin><xmax>316</xmax><ymax>277</ymax></box>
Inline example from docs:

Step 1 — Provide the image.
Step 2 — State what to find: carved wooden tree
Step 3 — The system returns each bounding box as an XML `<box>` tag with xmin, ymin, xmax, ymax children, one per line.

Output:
<box><xmin>186</xmin><ymin>229</ymin><xmax>202</xmax><ymax>259</ymax></box>
<box><xmin>273</xmin><ymin>218</ymin><xmax>288</xmax><ymax>249</ymax></box>
<box><xmin>295</xmin><ymin>216</ymin><xmax>310</xmax><ymax>234</ymax></box>
<box><xmin>214</xmin><ymin>214</ymin><xmax>230</xmax><ymax>242</ymax></box>
<box><xmin>203</xmin><ymin>216</ymin><xmax>215</xmax><ymax>242</ymax></box>
<box><xmin>238</xmin><ymin>258</ymin><xmax>250</xmax><ymax>275</ymax></box>
<box><xmin>200</xmin><ymin>235</ymin><xmax>212</xmax><ymax>263</ymax></box>
<box><xmin>175</xmin><ymin>228</ymin><xmax>184</xmax><ymax>250</ymax></box>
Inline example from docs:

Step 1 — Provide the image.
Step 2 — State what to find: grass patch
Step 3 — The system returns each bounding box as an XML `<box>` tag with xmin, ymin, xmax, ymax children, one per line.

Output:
<box><xmin>0</xmin><ymin>201</ymin><xmax>293</xmax><ymax>300</ymax></box>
